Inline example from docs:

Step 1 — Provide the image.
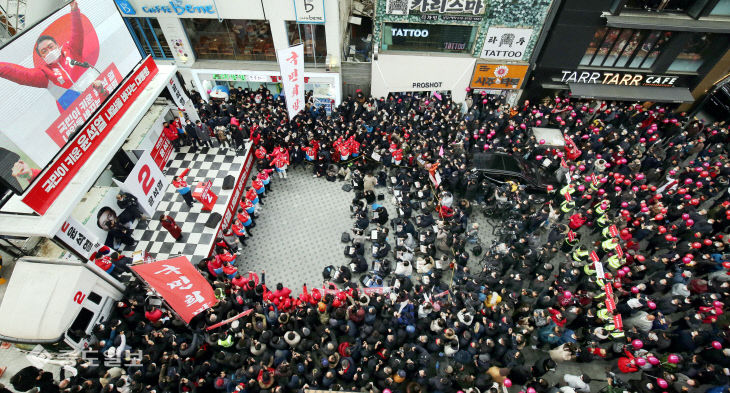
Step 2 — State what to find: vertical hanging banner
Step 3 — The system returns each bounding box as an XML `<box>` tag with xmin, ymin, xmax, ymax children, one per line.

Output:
<box><xmin>167</xmin><ymin>75</ymin><xmax>200</xmax><ymax>124</ymax></box>
<box><xmin>56</xmin><ymin>216</ymin><xmax>102</xmax><ymax>260</ymax></box>
<box><xmin>277</xmin><ymin>44</ymin><xmax>305</xmax><ymax>120</ymax></box>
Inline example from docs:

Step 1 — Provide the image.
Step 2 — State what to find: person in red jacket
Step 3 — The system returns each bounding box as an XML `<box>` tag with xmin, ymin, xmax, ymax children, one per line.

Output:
<box><xmin>270</xmin><ymin>150</ymin><xmax>290</xmax><ymax>179</ymax></box>
<box><xmin>252</xmin><ymin>176</ymin><xmax>266</xmax><ymax>199</ymax></box>
<box><xmin>0</xmin><ymin>1</ymin><xmax>107</xmax><ymax>113</ymax></box>
<box><xmin>231</xmin><ymin>219</ymin><xmax>248</xmax><ymax>247</ymax></box>
<box><xmin>569</xmin><ymin>211</ymin><xmax>587</xmax><ymax>230</ymax></box>
<box><xmin>163</xmin><ymin>121</ymin><xmax>180</xmax><ymax>150</ymax></box>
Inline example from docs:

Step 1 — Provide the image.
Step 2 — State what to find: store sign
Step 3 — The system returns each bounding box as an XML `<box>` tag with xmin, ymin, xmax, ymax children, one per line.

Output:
<box><xmin>167</xmin><ymin>76</ymin><xmax>186</xmax><ymax>109</ymax></box>
<box><xmin>481</xmin><ymin>27</ymin><xmax>533</xmax><ymax>60</ymax></box>
<box><xmin>559</xmin><ymin>70</ymin><xmax>680</xmax><ymax>87</ymax></box>
<box><xmin>420</xmin><ymin>14</ymin><xmax>482</xmax><ymax>21</ymax></box>
<box><xmin>470</xmin><ymin>63</ymin><xmax>528</xmax><ymax>90</ymax></box>
<box><xmin>22</xmin><ymin>56</ymin><xmax>159</xmax><ymax>215</ymax></box>
<box><xmin>211</xmin><ymin>73</ymin><xmax>269</xmax><ymax>82</ymax></box>
<box><xmin>411</xmin><ymin>0</ymin><xmax>485</xmax><ymax>14</ymax></box>
<box><xmin>121</xmin><ymin>151</ymin><xmax>169</xmax><ymax>217</ymax></box>
<box><xmin>386</xmin><ymin>0</ymin><xmax>410</xmax><ymax>15</ymax></box>
<box><xmin>277</xmin><ymin>44</ymin><xmax>305</xmax><ymax>120</ymax></box>
<box><xmin>293</xmin><ymin>0</ymin><xmax>325</xmax><ymax>23</ymax></box>
<box><xmin>56</xmin><ymin>216</ymin><xmax>102</xmax><ymax>260</ymax></box>
<box><xmin>392</xmin><ymin>27</ymin><xmax>430</xmax><ymax>37</ymax></box>
<box><xmin>115</xmin><ymin>0</ymin><xmax>216</xmax><ymax>16</ymax></box>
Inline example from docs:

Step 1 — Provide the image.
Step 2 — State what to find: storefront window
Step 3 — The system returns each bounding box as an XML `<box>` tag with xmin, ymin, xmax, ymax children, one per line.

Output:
<box><xmin>623</xmin><ymin>0</ymin><xmax>691</xmax><ymax>12</ymax></box>
<box><xmin>668</xmin><ymin>33</ymin><xmax>714</xmax><ymax>72</ymax></box>
<box><xmin>124</xmin><ymin>18</ymin><xmax>173</xmax><ymax>60</ymax></box>
<box><xmin>710</xmin><ymin>0</ymin><xmax>730</xmax><ymax>15</ymax></box>
<box><xmin>581</xmin><ymin>28</ymin><xmax>673</xmax><ymax>69</ymax></box>
<box><xmin>381</xmin><ymin>23</ymin><xmax>476</xmax><ymax>54</ymax></box>
<box><xmin>182</xmin><ymin>19</ymin><xmax>275</xmax><ymax>61</ymax></box>
<box><xmin>286</xmin><ymin>22</ymin><xmax>327</xmax><ymax>66</ymax></box>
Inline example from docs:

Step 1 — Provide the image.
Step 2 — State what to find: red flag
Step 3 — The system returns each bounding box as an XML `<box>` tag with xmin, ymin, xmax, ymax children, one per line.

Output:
<box><xmin>131</xmin><ymin>256</ymin><xmax>217</xmax><ymax>323</ymax></box>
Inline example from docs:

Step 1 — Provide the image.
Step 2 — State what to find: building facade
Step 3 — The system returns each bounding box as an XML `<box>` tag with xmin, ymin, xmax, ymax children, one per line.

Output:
<box><xmin>525</xmin><ymin>0</ymin><xmax>730</xmax><ymax>111</ymax></box>
<box><xmin>371</xmin><ymin>0</ymin><xmax>555</xmax><ymax>103</ymax></box>
<box><xmin>114</xmin><ymin>0</ymin><xmax>345</xmax><ymax>104</ymax></box>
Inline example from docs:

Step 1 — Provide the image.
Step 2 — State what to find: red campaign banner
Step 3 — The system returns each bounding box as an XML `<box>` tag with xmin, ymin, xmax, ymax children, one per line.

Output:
<box><xmin>45</xmin><ymin>64</ymin><xmax>123</xmax><ymax>146</ymax></box>
<box><xmin>615</xmin><ymin>245</ymin><xmax>624</xmax><ymax>258</ymax></box>
<box><xmin>209</xmin><ymin>146</ymin><xmax>255</xmax><ymax>256</ymax></box>
<box><xmin>564</xmin><ymin>191</ymin><xmax>572</xmax><ymax>202</ymax></box>
<box><xmin>609</xmin><ymin>225</ymin><xmax>619</xmax><ymax>238</ymax></box>
<box><xmin>590</xmin><ymin>251</ymin><xmax>599</xmax><ymax>262</ymax></box>
<box><xmin>567</xmin><ymin>230</ymin><xmax>576</xmax><ymax>242</ymax></box>
<box><xmin>205</xmin><ymin>309</ymin><xmax>252</xmax><ymax>331</ymax></box>
<box><xmin>591</xmin><ymin>173</ymin><xmax>598</xmax><ymax>186</ymax></box>
<box><xmin>150</xmin><ymin>131</ymin><xmax>173</xmax><ymax>171</ymax></box>
<box><xmin>604</xmin><ymin>283</ymin><xmax>616</xmax><ymax>311</ymax></box>
<box><xmin>613</xmin><ymin>314</ymin><xmax>624</xmax><ymax>330</ymax></box>
<box><xmin>131</xmin><ymin>255</ymin><xmax>217</xmax><ymax>324</ymax></box>
<box><xmin>23</xmin><ymin>56</ymin><xmax>159</xmax><ymax>214</ymax></box>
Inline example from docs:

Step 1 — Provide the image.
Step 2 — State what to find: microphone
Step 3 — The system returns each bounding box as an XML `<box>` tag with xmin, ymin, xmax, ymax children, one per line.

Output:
<box><xmin>69</xmin><ymin>59</ymin><xmax>91</xmax><ymax>68</ymax></box>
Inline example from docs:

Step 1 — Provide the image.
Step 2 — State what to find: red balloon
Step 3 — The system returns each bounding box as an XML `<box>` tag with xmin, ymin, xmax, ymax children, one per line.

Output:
<box><xmin>613</xmin><ymin>281</ymin><xmax>622</xmax><ymax>288</ymax></box>
<box><xmin>704</xmin><ymin>239</ymin><xmax>713</xmax><ymax>246</ymax></box>
<box><xmin>636</xmin><ymin>255</ymin><xmax>645</xmax><ymax>262</ymax></box>
<box><xmin>659</xmin><ymin>226</ymin><xmax>667</xmax><ymax>234</ymax></box>
<box><xmin>723</xmin><ymin>261</ymin><xmax>730</xmax><ymax>269</ymax></box>
<box><xmin>655</xmin><ymin>214</ymin><xmax>664</xmax><ymax>221</ymax></box>
<box><xmin>692</xmin><ymin>242</ymin><xmax>702</xmax><ymax>249</ymax></box>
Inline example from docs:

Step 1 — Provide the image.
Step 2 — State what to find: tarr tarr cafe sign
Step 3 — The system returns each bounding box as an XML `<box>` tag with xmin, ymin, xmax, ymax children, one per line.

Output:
<box><xmin>560</xmin><ymin>70</ymin><xmax>680</xmax><ymax>88</ymax></box>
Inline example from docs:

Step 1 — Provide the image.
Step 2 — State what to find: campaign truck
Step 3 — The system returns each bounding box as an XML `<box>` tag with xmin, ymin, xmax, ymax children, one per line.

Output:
<box><xmin>0</xmin><ymin>257</ymin><xmax>125</xmax><ymax>351</ymax></box>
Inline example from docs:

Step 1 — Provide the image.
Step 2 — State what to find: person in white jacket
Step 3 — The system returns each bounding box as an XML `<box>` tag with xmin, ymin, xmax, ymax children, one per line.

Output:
<box><xmin>394</xmin><ymin>260</ymin><xmax>413</xmax><ymax>277</ymax></box>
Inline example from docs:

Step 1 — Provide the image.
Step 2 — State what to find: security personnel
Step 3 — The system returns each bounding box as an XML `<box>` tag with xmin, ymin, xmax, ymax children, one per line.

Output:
<box><xmin>560</xmin><ymin>183</ymin><xmax>576</xmax><ymax>196</ymax></box>
<box><xmin>562</xmin><ymin>232</ymin><xmax>580</xmax><ymax>253</ymax></box>
<box><xmin>601</xmin><ymin>237</ymin><xmax>618</xmax><ymax>252</ymax></box>
<box><xmin>601</xmin><ymin>225</ymin><xmax>614</xmax><ymax>239</ymax></box>
<box><xmin>218</xmin><ymin>332</ymin><xmax>234</xmax><ymax>347</ymax></box>
<box><xmin>584</xmin><ymin>261</ymin><xmax>597</xmax><ymax>276</ymax></box>
<box><xmin>560</xmin><ymin>199</ymin><xmax>576</xmax><ymax>217</ymax></box>
<box><xmin>572</xmin><ymin>247</ymin><xmax>589</xmax><ymax>264</ymax></box>
<box><xmin>606</xmin><ymin>253</ymin><xmax>623</xmax><ymax>270</ymax></box>
<box><xmin>596</xmin><ymin>213</ymin><xmax>610</xmax><ymax>229</ymax></box>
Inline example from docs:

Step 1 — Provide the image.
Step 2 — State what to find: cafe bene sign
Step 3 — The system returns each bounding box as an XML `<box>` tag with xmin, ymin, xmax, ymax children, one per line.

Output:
<box><xmin>560</xmin><ymin>70</ymin><xmax>681</xmax><ymax>87</ymax></box>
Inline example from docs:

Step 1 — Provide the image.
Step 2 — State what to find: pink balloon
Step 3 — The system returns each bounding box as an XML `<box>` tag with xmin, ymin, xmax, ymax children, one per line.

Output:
<box><xmin>636</xmin><ymin>357</ymin><xmax>647</xmax><ymax>366</ymax></box>
<box><xmin>669</xmin><ymin>170</ymin><xmax>676</xmax><ymax>175</ymax></box>
<box><xmin>536</xmin><ymin>120</ymin><xmax>542</xmax><ymax>126</ymax></box>
<box><xmin>536</xmin><ymin>155</ymin><xmax>543</xmax><ymax>160</ymax></box>
<box><xmin>504</xmin><ymin>379</ymin><xmax>512</xmax><ymax>388</ymax></box>
<box><xmin>520</xmin><ymin>124</ymin><xmax>527</xmax><ymax>129</ymax></box>
<box><xmin>563</xmin><ymin>290</ymin><xmax>572</xmax><ymax>299</ymax></box>
<box><xmin>686</xmin><ymin>219</ymin><xmax>694</xmax><ymax>226</ymax></box>
<box><xmin>657</xmin><ymin>379</ymin><xmax>668</xmax><ymax>389</ymax></box>
<box><xmin>636</xmin><ymin>174</ymin><xmax>645</xmax><ymax>180</ymax></box>
<box><xmin>631</xmin><ymin>286</ymin><xmax>639</xmax><ymax>294</ymax></box>
<box><xmin>527</xmin><ymin>388</ymin><xmax>536</xmax><ymax>393</ymax></box>
<box><xmin>641</xmin><ymin>207</ymin><xmax>649</xmax><ymax>212</ymax></box>
<box><xmin>617</xmin><ymin>270</ymin><xmax>626</xmax><ymax>277</ymax></box>
<box><xmin>578</xmin><ymin>185</ymin><xmax>585</xmax><ymax>192</ymax></box>
<box><xmin>579</xmin><ymin>165</ymin><xmax>586</xmax><ymax>171</ymax></box>
<box><xmin>648</xmin><ymin>356</ymin><xmax>660</xmax><ymax>365</ymax></box>
<box><xmin>570</xmin><ymin>165</ymin><xmax>576</xmax><ymax>171</ymax></box>
<box><xmin>632</xmin><ymin>339</ymin><xmax>643</xmax><ymax>349</ymax></box>
<box><xmin>481</xmin><ymin>91</ymin><xmax>487</xmax><ymax>96</ymax></box>
<box><xmin>683</xmin><ymin>257</ymin><xmax>692</xmax><ymax>264</ymax></box>
<box><xmin>465</xmin><ymin>87</ymin><xmax>471</xmax><ymax>92</ymax></box>
<box><xmin>667</xmin><ymin>354</ymin><xmax>679</xmax><ymax>364</ymax></box>
<box><xmin>621</xmin><ymin>202</ymin><xmax>628</xmax><ymax>208</ymax></box>
<box><xmin>685</xmin><ymin>178</ymin><xmax>693</xmax><ymax>184</ymax></box>
<box><xmin>712</xmin><ymin>341</ymin><xmax>722</xmax><ymax>349</ymax></box>
<box><xmin>482</xmin><ymin>99</ymin><xmax>488</xmax><ymax>104</ymax></box>
<box><xmin>539</xmin><ymin>139</ymin><xmax>546</xmax><ymax>145</ymax></box>
<box><xmin>615</xmin><ymin>186</ymin><xmax>622</xmax><ymax>192</ymax></box>
<box><xmin>632</xmin><ymin>186</ymin><xmax>639</xmax><ymax>192</ymax></box>
<box><xmin>648</xmin><ymin>301</ymin><xmax>656</xmax><ymax>309</ymax></box>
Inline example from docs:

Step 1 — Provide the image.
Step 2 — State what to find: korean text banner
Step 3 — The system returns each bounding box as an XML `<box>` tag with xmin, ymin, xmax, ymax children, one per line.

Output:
<box><xmin>277</xmin><ymin>44</ymin><xmax>304</xmax><ymax>120</ymax></box>
<box><xmin>0</xmin><ymin>0</ymin><xmax>142</xmax><ymax>194</ymax></box>
<box><xmin>131</xmin><ymin>256</ymin><xmax>217</xmax><ymax>323</ymax></box>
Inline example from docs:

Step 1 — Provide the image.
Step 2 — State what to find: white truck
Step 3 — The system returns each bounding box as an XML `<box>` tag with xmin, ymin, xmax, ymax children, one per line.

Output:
<box><xmin>0</xmin><ymin>257</ymin><xmax>125</xmax><ymax>351</ymax></box>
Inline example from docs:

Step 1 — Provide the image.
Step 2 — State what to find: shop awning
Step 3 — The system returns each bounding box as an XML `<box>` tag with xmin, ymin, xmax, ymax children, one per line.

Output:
<box><xmin>568</xmin><ymin>83</ymin><xmax>694</xmax><ymax>103</ymax></box>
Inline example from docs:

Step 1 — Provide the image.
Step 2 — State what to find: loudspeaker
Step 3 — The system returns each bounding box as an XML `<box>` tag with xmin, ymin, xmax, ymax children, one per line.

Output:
<box><xmin>205</xmin><ymin>212</ymin><xmax>222</xmax><ymax>228</ymax></box>
<box><xmin>222</xmin><ymin>175</ymin><xmax>236</xmax><ymax>190</ymax></box>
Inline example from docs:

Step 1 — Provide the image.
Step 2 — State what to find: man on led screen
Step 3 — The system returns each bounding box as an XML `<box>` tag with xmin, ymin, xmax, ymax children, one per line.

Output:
<box><xmin>0</xmin><ymin>0</ymin><xmax>104</xmax><ymax>111</ymax></box>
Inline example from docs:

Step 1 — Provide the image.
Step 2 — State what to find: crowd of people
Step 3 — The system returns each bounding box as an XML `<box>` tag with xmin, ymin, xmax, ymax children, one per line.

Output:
<box><xmin>3</xmin><ymin>86</ymin><xmax>730</xmax><ymax>393</ymax></box>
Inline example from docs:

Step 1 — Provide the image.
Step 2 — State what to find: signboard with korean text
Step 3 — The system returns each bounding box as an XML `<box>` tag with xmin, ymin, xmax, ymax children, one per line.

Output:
<box><xmin>293</xmin><ymin>0</ymin><xmax>326</xmax><ymax>23</ymax></box>
<box><xmin>121</xmin><ymin>151</ymin><xmax>169</xmax><ymax>217</ymax></box>
<box><xmin>22</xmin><ymin>56</ymin><xmax>159</xmax><ymax>215</ymax></box>
<box><xmin>131</xmin><ymin>256</ymin><xmax>217</xmax><ymax>323</ymax></box>
<box><xmin>277</xmin><ymin>44</ymin><xmax>305</xmax><ymax>120</ymax></box>
<box><xmin>480</xmin><ymin>27</ymin><xmax>533</xmax><ymax>60</ymax></box>
<box><xmin>386</xmin><ymin>0</ymin><xmax>410</xmax><ymax>15</ymax></box>
<box><xmin>56</xmin><ymin>216</ymin><xmax>102</xmax><ymax>259</ymax></box>
<box><xmin>0</xmin><ymin>0</ymin><xmax>143</xmax><ymax>195</ymax></box>
<box><xmin>167</xmin><ymin>75</ymin><xmax>187</xmax><ymax>109</ymax></box>
<box><xmin>150</xmin><ymin>130</ymin><xmax>173</xmax><ymax>171</ymax></box>
<box><xmin>470</xmin><ymin>63</ymin><xmax>528</xmax><ymax>90</ymax></box>
<box><xmin>210</xmin><ymin>146</ymin><xmax>255</xmax><ymax>256</ymax></box>
<box><xmin>409</xmin><ymin>0</ymin><xmax>485</xmax><ymax>14</ymax></box>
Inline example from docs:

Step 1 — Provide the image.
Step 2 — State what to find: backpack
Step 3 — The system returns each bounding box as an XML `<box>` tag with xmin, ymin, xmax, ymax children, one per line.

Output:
<box><xmin>341</xmin><ymin>232</ymin><xmax>351</xmax><ymax>243</ymax></box>
<box><xmin>322</xmin><ymin>265</ymin><xmax>335</xmax><ymax>279</ymax></box>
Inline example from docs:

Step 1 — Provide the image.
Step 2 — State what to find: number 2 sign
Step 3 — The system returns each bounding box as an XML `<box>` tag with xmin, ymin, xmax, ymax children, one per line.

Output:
<box><xmin>121</xmin><ymin>151</ymin><xmax>169</xmax><ymax>216</ymax></box>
